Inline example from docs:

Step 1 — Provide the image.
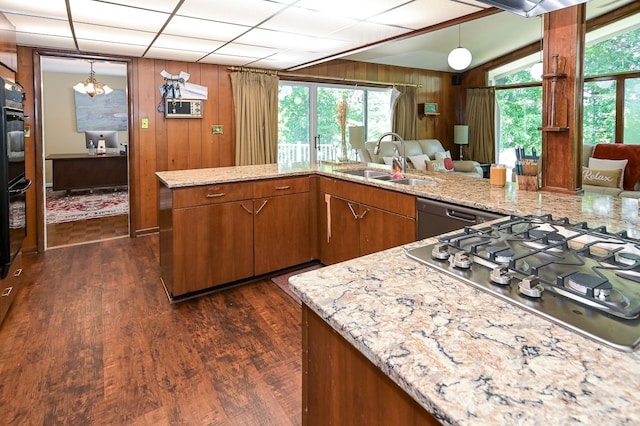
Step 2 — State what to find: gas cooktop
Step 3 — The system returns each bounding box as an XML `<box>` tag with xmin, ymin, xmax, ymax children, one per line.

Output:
<box><xmin>406</xmin><ymin>215</ymin><xmax>640</xmax><ymax>352</ymax></box>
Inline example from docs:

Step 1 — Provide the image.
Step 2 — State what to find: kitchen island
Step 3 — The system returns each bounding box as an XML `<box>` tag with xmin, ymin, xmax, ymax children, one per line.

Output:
<box><xmin>158</xmin><ymin>162</ymin><xmax>640</xmax><ymax>423</ymax></box>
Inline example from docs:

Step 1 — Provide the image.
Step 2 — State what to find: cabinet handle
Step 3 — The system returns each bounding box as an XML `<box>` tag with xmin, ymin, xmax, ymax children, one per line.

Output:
<box><xmin>240</xmin><ymin>204</ymin><xmax>253</xmax><ymax>215</ymax></box>
<box><xmin>255</xmin><ymin>199</ymin><xmax>268</xmax><ymax>215</ymax></box>
<box><xmin>347</xmin><ymin>202</ymin><xmax>359</xmax><ymax>219</ymax></box>
<box><xmin>358</xmin><ymin>209</ymin><xmax>369</xmax><ymax>219</ymax></box>
<box><xmin>275</xmin><ymin>185</ymin><xmax>291</xmax><ymax>190</ymax></box>
<box><xmin>14</xmin><ymin>268</ymin><xmax>22</xmax><ymax>277</ymax></box>
<box><xmin>1</xmin><ymin>287</ymin><xmax>12</xmax><ymax>297</ymax></box>
<box><xmin>206</xmin><ymin>193</ymin><xmax>225</xmax><ymax>198</ymax></box>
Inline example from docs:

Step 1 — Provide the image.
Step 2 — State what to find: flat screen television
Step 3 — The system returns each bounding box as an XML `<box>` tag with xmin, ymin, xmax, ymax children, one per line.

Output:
<box><xmin>85</xmin><ymin>130</ymin><xmax>118</xmax><ymax>149</ymax></box>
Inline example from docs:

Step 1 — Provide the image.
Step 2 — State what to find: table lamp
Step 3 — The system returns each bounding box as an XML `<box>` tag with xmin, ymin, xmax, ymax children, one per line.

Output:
<box><xmin>348</xmin><ymin>126</ymin><xmax>365</xmax><ymax>160</ymax></box>
<box><xmin>454</xmin><ymin>125</ymin><xmax>469</xmax><ymax>160</ymax></box>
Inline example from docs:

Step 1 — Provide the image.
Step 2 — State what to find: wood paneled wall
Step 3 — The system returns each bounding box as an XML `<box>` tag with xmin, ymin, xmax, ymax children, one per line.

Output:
<box><xmin>15</xmin><ymin>47</ymin><xmax>454</xmax><ymax>247</ymax></box>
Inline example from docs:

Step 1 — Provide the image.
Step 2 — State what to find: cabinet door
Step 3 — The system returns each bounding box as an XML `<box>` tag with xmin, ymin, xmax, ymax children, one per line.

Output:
<box><xmin>171</xmin><ymin>201</ymin><xmax>254</xmax><ymax>297</ymax></box>
<box><xmin>319</xmin><ymin>195</ymin><xmax>360</xmax><ymax>265</ymax></box>
<box><xmin>0</xmin><ymin>252</ymin><xmax>22</xmax><ymax>327</ymax></box>
<box><xmin>254</xmin><ymin>192</ymin><xmax>311</xmax><ymax>275</ymax></box>
<box><xmin>359</xmin><ymin>207</ymin><xmax>415</xmax><ymax>256</ymax></box>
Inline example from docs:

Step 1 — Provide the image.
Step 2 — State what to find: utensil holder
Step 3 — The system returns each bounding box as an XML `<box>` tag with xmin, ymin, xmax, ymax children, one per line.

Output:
<box><xmin>516</xmin><ymin>175</ymin><xmax>538</xmax><ymax>191</ymax></box>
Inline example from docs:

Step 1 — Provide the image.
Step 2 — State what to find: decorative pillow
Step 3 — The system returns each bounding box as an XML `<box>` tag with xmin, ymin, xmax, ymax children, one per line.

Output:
<box><xmin>407</xmin><ymin>154</ymin><xmax>430</xmax><ymax>171</ymax></box>
<box><xmin>434</xmin><ymin>150</ymin><xmax>452</xmax><ymax>161</ymax></box>
<box><xmin>588</xmin><ymin>157</ymin><xmax>628</xmax><ymax>189</ymax></box>
<box><xmin>452</xmin><ymin>160</ymin><xmax>477</xmax><ymax>173</ymax></box>
<box><xmin>425</xmin><ymin>159</ymin><xmax>452</xmax><ymax>173</ymax></box>
<box><xmin>582</xmin><ymin>167</ymin><xmax>622</xmax><ymax>188</ymax></box>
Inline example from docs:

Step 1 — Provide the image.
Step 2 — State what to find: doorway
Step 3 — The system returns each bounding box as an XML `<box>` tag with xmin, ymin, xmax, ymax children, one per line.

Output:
<box><xmin>39</xmin><ymin>55</ymin><xmax>130</xmax><ymax>249</ymax></box>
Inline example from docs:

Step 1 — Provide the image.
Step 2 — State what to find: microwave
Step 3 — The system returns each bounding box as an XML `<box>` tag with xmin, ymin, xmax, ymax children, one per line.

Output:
<box><xmin>165</xmin><ymin>99</ymin><xmax>203</xmax><ymax>118</ymax></box>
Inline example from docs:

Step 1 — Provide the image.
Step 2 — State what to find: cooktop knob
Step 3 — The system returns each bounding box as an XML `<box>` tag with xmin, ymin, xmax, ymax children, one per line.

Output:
<box><xmin>519</xmin><ymin>275</ymin><xmax>544</xmax><ymax>298</ymax></box>
<box><xmin>451</xmin><ymin>251</ymin><xmax>472</xmax><ymax>269</ymax></box>
<box><xmin>431</xmin><ymin>244</ymin><xmax>450</xmax><ymax>260</ymax></box>
<box><xmin>490</xmin><ymin>265</ymin><xmax>511</xmax><ymax>285</ymax></box>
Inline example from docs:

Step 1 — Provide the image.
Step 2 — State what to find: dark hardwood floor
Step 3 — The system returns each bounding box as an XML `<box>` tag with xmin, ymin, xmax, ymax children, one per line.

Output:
<box><xmin>0</xmin><ymin>235</ymin><xmax>302</xmax><ymax>425</ymax></box>
<box><xmin>46</xmin><ymin>214</ymin><xmax>129</xmax><ymax>248</ymax></box>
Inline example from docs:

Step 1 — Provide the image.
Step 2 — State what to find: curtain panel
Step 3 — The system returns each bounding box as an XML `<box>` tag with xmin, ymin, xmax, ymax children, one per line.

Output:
<box><xmin>230</xmin><ymin>72</ymin><xmax>279</xmax><ymax>165</ymax></box>
<box><xmin>391</xmin><ymin>86</ymin><xmax>418</xmax><ymax>140</ymax></box>
<box><xmin>465</xmin><ymin>87</ymin><xmax>496</xmax><ymax>164</ymax></box>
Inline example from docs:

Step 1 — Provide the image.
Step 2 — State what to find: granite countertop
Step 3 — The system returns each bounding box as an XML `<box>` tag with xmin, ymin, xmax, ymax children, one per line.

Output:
<box><xmin>158</xmin><ymin>162</ymin><xmax>640</xmax><ymax>424</ymax></box>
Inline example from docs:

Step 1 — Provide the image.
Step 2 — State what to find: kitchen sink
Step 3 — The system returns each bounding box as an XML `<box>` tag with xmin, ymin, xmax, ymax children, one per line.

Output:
<box><xmin>387</xmin><ymin>178</ymin><xmax>436</xmax><ymax>186</ymax></box>
<box><xmin>339</xmin><ymin>169</ymin><xmax>391</xmax><ymax>179</ymax></box>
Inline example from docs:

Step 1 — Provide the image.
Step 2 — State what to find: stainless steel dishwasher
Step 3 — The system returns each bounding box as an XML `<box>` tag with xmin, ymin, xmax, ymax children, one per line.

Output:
<box><xmin>417</xmin><ymin>198</ymin><xmax>504</xmax><ymax>239</ymax></box>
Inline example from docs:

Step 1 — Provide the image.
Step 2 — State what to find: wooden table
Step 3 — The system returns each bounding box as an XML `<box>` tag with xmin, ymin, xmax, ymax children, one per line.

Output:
<box><xmin>46</xmin><ymin>153</ymin><xmax>128</xmax><ymax>193</ymax></box>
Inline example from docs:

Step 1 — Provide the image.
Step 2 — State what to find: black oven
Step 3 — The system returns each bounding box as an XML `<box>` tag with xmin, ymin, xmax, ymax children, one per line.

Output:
<box><xmin>0</xmin><ymin>77</ymin><xmax>29</xmax><ymax>279</ymax></box>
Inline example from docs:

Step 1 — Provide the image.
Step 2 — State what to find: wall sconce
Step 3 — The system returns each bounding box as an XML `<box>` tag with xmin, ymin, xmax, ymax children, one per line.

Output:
<box><xmin>73</xmin><ymin>60</ymin><xmax>113</xmax><ymax>98</ymax></box>
<box><xmin>348</xmin><ymin>126</ymin><xmax>365</xmax><ymax>160</ymax></box>
<box><xmin>448</xmin><ymin>25</ymin><xmax>472</xmax><ymax>71</ymax></box>
<box><xmin>454</xmin><ymin>125</ymin><xmax>469</xmax><ymax>160</ymax></box>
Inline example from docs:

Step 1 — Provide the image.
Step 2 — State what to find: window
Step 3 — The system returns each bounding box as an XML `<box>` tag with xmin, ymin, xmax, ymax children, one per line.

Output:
<box><xmin>278</xmin><ymin>82</ymin><xmax>392</xmax><ymax>165</ymax></box>
<box><xmin>623</xmin><ymin>78</ymin><xmax>640</xmax><ymax>145</ymax></box>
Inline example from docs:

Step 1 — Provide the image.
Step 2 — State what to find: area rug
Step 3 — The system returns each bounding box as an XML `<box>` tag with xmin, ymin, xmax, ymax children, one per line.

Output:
<box><xmin>46</xmin><ymin>188</ymin><xmax>128</xmax><ymax>224</ymax></box>
<box><xmin>271</xmin><ymin>264</ymin><xmax>322</xmax><ymax>304</ymax></box>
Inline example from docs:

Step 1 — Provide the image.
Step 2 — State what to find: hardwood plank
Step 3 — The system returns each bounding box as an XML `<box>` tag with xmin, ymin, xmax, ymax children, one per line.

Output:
<box><xmin>0</xmin><ymin>235</ymin><xmax>302</xmax><ymax>425</ymax></box>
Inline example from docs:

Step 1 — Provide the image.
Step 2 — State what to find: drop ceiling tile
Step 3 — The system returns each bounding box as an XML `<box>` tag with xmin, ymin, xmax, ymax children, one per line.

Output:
<box><xmin>235</xmin><ymin>28</ymin><xmax>321</xmax><ymax>50</ymax></box>
<box><xmin>329</xmin><ymin>20</ymin><xmax>409</xmax><ymax>44</ymax></box>
<box><xmin>152</xmin><ymin>34</ymin><xmax>224</xmax><ymax>53</ymax></box>
<box><xmin>198</xmin><ymin>53</ymin><xmax>258</xmax><ymax>66</ymax></box>
<box><xmin>2</xmin><ymin>14</ymin><xmax>73</xmax><ymax>38</ymax></box>
<box><xmin>74</xmin><ymin>23</ymin><xmax>156</xmax><ymax>45</ymax></box>
<box><xmin>144</xmin><ymin>47</ymin><xmax>210</xmax><ymax>62</ymax></box>
<box><xmin>76</xmin><ymin>39</ymin><xmax>148</xmax><ymax>57</ymax></box>
<box><xmin>69</xmin><ymin>0</ymin><xmax>169</xmax><ymax>32</ymax></box>
<box><xmin>176</xmin><ymin>0</ymin><xmax>288</xmax><ymax>27</ymax></box>
<box><xmin>163</xmin><ymin>15</ymin><xmax>249</xmax><ymax>41</ymax></box>
<box><xmin>215</xmin><ymin>43</ymin><xmax>278</xmax><ymax>59</ymax></box>
<box><xmin>369</xmin><ymin>0</ymin><xmax>486</xmax><ymax>29</ymax></box>
<box><xmin>295</xmin><ymin>0</ymin><xmax>409</xmax><ymax>20</ymax></box>
<box><xmin>15</xmin><ymin>33</ymin><xmax>77</xmax><ymax>51</ymax></box>
<box><xmin>260</xmin><ymin>6</ymin><xmax>357</xmax><ymax>37</ymax></box>
<box><xmin>0</xmin><ymin>0</ymin><xmax>68</xmax><ymax>19</ymax></box>
<box><xmin>101</xmin><ymin>0</ymin><xmax>182</xmax><ymax>13</ymax></box>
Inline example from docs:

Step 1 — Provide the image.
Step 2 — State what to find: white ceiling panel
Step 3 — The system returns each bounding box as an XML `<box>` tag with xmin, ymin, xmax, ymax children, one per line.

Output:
<box><xmin>329</xmin><ymin>20</ymin><xmax>410</xmax><ymax>44</ymax></box>
<box><xmin>234</xmin><ymin>28</ymin><xmax>321</xmax><ymax>50</ymax></box>
<box><xmin>144</xmin><ymin>47</ymin><xmax>210</xmax><ymax>62</ymax></box>
<box><xmin>198</xmin><ymin>53</ymin><xmax>261</xmax><ymax>66</ymax></box>
<box><xmin>176</xmin><ymin>0</ymin><xmax>288</xmax><ymax>26</ymax></box>
<box><xmin>105</xmin><ymin>0</ymin><xmax>182</xmax><ymax>14</ymax></box>
<box><xmin>370</xmin><ymin>0</ymin><xmax>486</xmax><ymax>29</ymax></box>
<box><xmin>261</xmin><ymin>7</ymin><xmax>359</xmax><ymax>36</ymax></box>
<box><xmin>15</xmin><ymin>33</ymin><xmax>77</xmax><ymax>51</ymax></box>
<box><xmin>75</xmin><ymin>39</ymin><xmax>148</xmax><ymax>57</ymax></box>
<box><xmin>2</xmin><ymin>14</ymin><xmax>73</xmax><ymax>38</ymax></box>
<box><xmin>69</xmin><ymin>0</ymin><xmax>169</xmax><ymax>32</ymax></box>
<box><xmin>295</xmin><ymin>0</ymin><xmax>409</xmax><ymax>20</ymax></box>
<box><xmin>152</xmin><ymin>34</ymin><xmax>224</xmax><ymax>53</ymax></box>
<box><xmin>73</xmin><ymin>23</ymin><xmax>157</xmax><ymax>46</ymax></box>
<box><xmin>163</xmin><ymin>15</ymin><xmax>249</xmax><ymax>41</ymax></box>
<box><xmin>215</xmin><ymin>43</ymin><xmax>278</xmax><ymax>59</ymax></box>
<box><xmin>0</xmin><ymin>0</ymin><xmax>68</xmax><ymax>19</ymax></box>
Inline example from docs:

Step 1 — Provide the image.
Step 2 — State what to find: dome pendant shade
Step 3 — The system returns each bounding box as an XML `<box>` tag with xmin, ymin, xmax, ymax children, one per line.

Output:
<box><xmin>448</xmin><ymin>47</ymin><xmax>472</xmax><ymax>71</ymax></box>
<box><xmin>530</xmin><ymin>61</ymin><xmax>544</xmax><ymax>79</ymax></box>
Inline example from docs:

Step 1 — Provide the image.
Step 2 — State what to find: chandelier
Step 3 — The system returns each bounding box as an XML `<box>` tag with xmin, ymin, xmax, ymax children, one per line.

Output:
<box><xmin>73</xmin><ymin>60</ymin><xmax>113</xmax><ymax>97</ymax></box>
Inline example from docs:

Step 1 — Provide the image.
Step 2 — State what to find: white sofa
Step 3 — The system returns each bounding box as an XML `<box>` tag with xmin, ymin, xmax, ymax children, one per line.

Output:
<box><xmin>358</xmin><ymin>139</ymin><xmax>484</xmax><ymax>178</ymax></box>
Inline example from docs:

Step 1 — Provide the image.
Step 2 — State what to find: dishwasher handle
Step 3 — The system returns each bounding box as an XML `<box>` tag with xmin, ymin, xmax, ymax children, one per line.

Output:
<box><xmin>445</xmin><ymin>208</ymin><xmax>477</xmax><ymax>223</ymax></box>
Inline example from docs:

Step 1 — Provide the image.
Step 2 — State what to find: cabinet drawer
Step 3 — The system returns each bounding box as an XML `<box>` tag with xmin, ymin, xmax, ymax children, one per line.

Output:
<box><xmin>253</xmin><ymin>176</ymin><xmax>309</xmax><ymax>198</ymax></box>
<box><xmin>173</xmin><ymin>182</ymin><xmax>253</xmax><ymax>208</ymax></box>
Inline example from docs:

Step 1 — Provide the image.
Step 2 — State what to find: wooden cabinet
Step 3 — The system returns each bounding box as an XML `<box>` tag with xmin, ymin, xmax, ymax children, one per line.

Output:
<box><xmin>318</xmin><ymin>177</ymin><xmax>416</xmax><ymax>265</ymax></box>
<box><xmin>159</xmin><ymin>176</ymin><xmax>312</xmax><ymax>300</ymax></box>
<box><xmin>303</xmin><ymin>305</ymin><xmax>440</xmax><ymax>425</ymax></box>
<box><xmin>0</xmin><ymin>252</ymin><xmax>23</xmax><ymax>328</ymax></box>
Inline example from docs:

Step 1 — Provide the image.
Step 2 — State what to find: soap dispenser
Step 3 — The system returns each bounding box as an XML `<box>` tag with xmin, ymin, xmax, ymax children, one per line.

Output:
<box><xmin>88</xmin><ymin>140</ymin><xmax>96</xmax><ymax>155</ymax></box>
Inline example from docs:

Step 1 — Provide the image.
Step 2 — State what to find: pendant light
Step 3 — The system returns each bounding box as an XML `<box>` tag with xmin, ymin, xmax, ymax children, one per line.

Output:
<box><xmin>73</xmin><ymin>60</ymin><xmax>113</xmax><ymax>98</ymax></box>
<box><xmin>530</xmin><ymin>17</ymin><xmax>544</xmax><ymax>79</ymax></box>
<box><xmin>447</xmin><ymin>25</ymin><xmax>472</xmax><ymax>71</ymax></box>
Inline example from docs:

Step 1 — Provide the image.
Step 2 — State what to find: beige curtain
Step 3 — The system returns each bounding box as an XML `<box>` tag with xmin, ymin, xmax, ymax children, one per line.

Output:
<box><xmin>392</xmin><ymin>86</ymin><xmax>418</xmax><ymax>140</ymax></box>
<box><xmin>465</xmin><ymin>87</ymin><xmax>496</xmax><ymax>164</ymax></box>
<box><xmin>230</xmin><ymin>72</ymin><xmax>279</xmax><ymax>165</ymax></box>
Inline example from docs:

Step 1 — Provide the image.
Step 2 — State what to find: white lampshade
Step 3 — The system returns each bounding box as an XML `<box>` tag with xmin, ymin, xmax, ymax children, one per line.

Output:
<box><xmin>448</xmin><ymin>47</ymin><xmax>472</xmax><ymax>71</ymax></box>
<box><xmin>530</xmin><ymin>61</ymin><xmax>543</xmax><ymax>80</ymax></box>
<box><xmin>454</xmin><ymin>125</ymin><xmax>469</xmax><ymax>145</ymax></box>
<box><xmin>348</xmin><ymin>126</ymin><xmax>365</xmax><ymax>150</ymax></box>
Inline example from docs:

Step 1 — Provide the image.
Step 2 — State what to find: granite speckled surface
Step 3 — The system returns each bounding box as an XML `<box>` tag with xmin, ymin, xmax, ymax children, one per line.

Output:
<box><xmin>158</xmin><ymin>162</ymin><xmax>640</xmax><ymax>424</ymax></box>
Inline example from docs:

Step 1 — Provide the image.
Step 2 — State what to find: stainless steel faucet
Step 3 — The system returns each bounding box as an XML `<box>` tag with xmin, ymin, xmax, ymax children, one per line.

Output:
<box><xmin>373</xmin><ymin>132</ymin><xmax>406</xmax><ymax>173</ymax></box>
